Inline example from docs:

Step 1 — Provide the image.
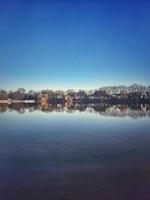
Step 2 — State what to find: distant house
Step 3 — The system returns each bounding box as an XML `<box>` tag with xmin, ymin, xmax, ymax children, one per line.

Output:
<box><xmin>147</xmin><ymin>92</ymin><xmax>150</xmax><ymax>99</ymax></box>
<box><xmin>115</xmin><ymin>91</ymin><xmax>128</xmax><ymax>99</ymax></box>
<box><xmin>141</xmin><ymin>91</ymin><xmax>148</xmax><ymax>99</ymax></box>
<box><xmin>128</xmin><ymin>92</ymin><xmax>141</xmax><ymax>100</ymax></box>
<box><xmin>74</xmin><ymin>91</ymin><xmax>87</xmax><ymax>100</ymax></box>
<box><xmin>89</xmin><ymin>91</ymin><xmax>108</xmax><ymax>100</ymax></box>
<box><xmin>55</xmin><ymin>90</ymin><xmax>65</xmax><ymax>99</ymax></box>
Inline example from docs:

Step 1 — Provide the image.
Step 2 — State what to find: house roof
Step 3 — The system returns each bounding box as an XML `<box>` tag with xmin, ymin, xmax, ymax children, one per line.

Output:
<box><xmin>92</xmin><ymin>91</ymin><xmax>107</xmax><ymax>96</ymax></box>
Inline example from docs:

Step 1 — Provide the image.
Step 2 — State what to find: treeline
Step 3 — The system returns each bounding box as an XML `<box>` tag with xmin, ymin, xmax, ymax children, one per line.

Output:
<box><xmin>0</xmin><ymin>88</ymin><xmax>39</xmax><ymax>100</ymax></box>
<box><xmin>0</xmin><ymin>87</ymin><xmax>150</xmax><ymax>103</ymax></box>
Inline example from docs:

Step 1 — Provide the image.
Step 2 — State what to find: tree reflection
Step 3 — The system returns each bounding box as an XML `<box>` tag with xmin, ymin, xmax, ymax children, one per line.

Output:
<box><xmin>0</xmin><ymin>103</ymin><xmax>150</xmax><ymax>118</ymax></box>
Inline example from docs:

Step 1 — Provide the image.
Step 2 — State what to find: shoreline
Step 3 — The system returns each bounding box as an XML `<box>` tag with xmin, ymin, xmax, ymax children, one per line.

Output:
<box><xmin>0</xmin><ymin>99</ymin><xmax>150</xmax><ymax>104</ymax></box>
<box><xmin>0</xmin><ymin>100</ymin><xmax>35</xmax><ymax>104</ymax></box>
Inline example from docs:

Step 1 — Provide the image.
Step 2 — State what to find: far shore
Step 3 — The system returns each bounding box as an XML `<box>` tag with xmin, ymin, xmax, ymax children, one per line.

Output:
<box><xmin>0</xmin><ymin>100</ymin><xmax>35</xmax><ymax>104</ymax></box>
<box><xmin>0</xmin><ymin>99</ymin><xmax>150</xmax><ymax>104</ymax></box>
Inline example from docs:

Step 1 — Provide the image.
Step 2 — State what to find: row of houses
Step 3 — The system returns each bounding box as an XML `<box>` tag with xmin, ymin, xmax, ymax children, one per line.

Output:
<box><xmin>1</xmin><ymin>89</ymin><xmax>149</xmax><ymax>103</ymax></box>
<box><xmin>39</xmin><ymin>90</ymin><xmax>150</xmax><ymax>104</ymax></box>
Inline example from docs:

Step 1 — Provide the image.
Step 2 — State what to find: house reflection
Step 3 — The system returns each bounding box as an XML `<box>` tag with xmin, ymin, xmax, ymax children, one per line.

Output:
<box><xmin>0</xmin><ymin>103</ymin><xmax>150</xmax><ymax>118</ymax></box>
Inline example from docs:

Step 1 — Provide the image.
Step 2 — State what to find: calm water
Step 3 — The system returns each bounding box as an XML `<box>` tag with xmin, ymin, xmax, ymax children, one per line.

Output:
<box><xmin>0</xmin><ymin>104</ymin><xmax>150</xmax><ymax>200</ymax></box>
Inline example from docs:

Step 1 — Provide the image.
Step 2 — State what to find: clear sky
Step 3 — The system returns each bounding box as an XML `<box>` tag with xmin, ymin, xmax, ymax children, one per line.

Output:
<box><xmin>0</xmin><ymin>0</ymin><xmax>150</xmax><ymax>91</ymax></box>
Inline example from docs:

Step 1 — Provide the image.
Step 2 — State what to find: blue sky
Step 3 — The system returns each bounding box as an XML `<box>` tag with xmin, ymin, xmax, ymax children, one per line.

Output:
<box><xmin>0</xmin><ymin>0</ymin><xmax>150</xmax><ymax>90</ymax></box>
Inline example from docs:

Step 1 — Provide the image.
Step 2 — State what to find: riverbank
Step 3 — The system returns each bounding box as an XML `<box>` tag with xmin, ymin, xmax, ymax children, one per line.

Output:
<box><xmin>0</xmin><ymin>100</ymin><xmax>35</xmax><ymax>104</ymax></box>
<box><xmin>0</xmin><ymin>98</ymin><xmax>150</xmax><ymax>104</ymax></box>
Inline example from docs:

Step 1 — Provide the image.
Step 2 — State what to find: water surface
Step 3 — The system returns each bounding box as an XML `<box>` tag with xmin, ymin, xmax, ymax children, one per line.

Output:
<box><xmin>0</xmin><ymin>104</ymin><xmax>150</xmax><ymax>200</ymax></box>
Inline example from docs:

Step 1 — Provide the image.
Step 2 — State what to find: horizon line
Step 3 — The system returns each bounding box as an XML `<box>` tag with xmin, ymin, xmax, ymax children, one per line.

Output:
<box><xmin>1</xmin><ymin>83</ymin><xmax>150</xmax><ymax>92</ymax></box>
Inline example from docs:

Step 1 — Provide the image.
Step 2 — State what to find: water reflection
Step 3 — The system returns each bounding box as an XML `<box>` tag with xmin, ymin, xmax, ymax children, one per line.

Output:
<box><xmin>0</xmin><ymin>103</ymin><xmax>150</xmax><ymax>118</ymax></box>
<box><xmin>0</xmin><ymin>103</ymin><xmax>150</xmax><ymax>200</ymax></box>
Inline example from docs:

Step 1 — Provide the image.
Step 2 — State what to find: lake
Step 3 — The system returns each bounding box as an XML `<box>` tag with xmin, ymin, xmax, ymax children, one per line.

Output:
<box><xmin>0</xmin><ymin>104</ymin><xmax>150</xmax><ymax>200</ymax></box>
